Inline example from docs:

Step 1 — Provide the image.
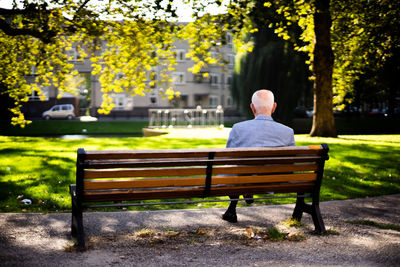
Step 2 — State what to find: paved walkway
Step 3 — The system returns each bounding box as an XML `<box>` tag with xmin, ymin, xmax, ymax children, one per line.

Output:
<box><xmin>1</xmin><ymin>194</ymin><xmax>399</xmax><ymax>266</ymax></box>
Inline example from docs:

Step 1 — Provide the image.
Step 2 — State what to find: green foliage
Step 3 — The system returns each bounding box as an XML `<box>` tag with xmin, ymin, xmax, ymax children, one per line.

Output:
<box><xmin>90</xmin><ymin>20</ymin><xmax>181</xmax><ymax>114</ymax></box>
<box><xmin>228</xmin><ymin>0</ymin><xmax>338</xmax><ymax>136</ymax></box>
<box><xmin>0</xmin><ymin>0</ymin><xmax>265</xmax><ymax>127</ymax></box>
<box><xmin>262</xmin><ymin>0</ymin><xmax>317</xmax><ymax>73</ymax></box>
<box><xmin>0</xmin><ymin>31</ymin><xmax>77</xmax><ymax>127</ymax></box>
<box><xmin>264</xmin><ymin>227</ymin><xmax>286</xmax><ymax>241</ymax></box>
<box><xmin>0</xmin><ymin>0</ymin><xmax>111</xmax><ymax>126</ymax></box>
<box><xmin>232</xmin><ymin>26</ymin><xmax>312</xmax><ymax>122</ymax></box>
<box><xmin>262</xmin><ymin>0</ymin><xmax>400</xmax><ymax>112</ymax></box>
<box><xmin>332</xmin><ymin>1</ymin><xmax>400</xmax><ymax>114</ymax></box>
<box><xmin>1</xmin><ymin>0</ymin><xmax>399</xmax><ymax>132</ymax></box>
<box><xmin>0</xmin><ymin>0</ymin><xmax>246</xmax><ymax>127</ymax></box>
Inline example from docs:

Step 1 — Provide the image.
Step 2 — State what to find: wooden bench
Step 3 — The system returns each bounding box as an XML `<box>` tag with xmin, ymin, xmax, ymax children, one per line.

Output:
<box><xmin>70</xmin><ymin>144</ymin><xmax>329</xmax><ymax>250</ymax></box>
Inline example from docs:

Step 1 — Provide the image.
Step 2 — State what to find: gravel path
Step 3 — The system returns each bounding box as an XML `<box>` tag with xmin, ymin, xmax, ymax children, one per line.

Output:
<box><xmin>1</xmin><ymin>194</ymin><xmax>399</xmax><ymax>266</ymax></box>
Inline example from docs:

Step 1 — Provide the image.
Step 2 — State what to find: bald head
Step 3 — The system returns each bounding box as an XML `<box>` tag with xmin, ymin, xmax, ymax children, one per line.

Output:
<box><xmin>250</xmin><ymin>89</ymin><xmax>276</xmax><ymax>116</ymax></box>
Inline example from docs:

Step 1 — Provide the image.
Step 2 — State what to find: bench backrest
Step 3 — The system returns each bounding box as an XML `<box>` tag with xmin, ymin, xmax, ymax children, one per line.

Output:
<box><xmin>75</xmin><ymin>144</ymin><xmax>329</xmax><ymax>204</ymax></box>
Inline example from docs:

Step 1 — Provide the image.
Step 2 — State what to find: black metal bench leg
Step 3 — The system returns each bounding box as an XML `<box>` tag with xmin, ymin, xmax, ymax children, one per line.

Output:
<box><xmin>72</xmin><ymin>201</ymin><xmax>85</xmax><ymax>250</ymax></box>
<box><xmin>292</xmin><ymin>193</ymin><xmax>305</xmax><ymax>221</ymax></box>
<box><xmin>71</xmin><ymin>213</ymin><xmax>77</xmax><ymax>237</ymax></box>
<box><xmin>70</xmin><ymin>185</ymin><xmax>85</xmax><ymax>250</ymax></box>
<box><xmin>310</xmin><ymin>203</ymin><xmax>326</xmax><ymax>233</ymax></box>
<box><xmin>292</xmin><ymin>193</ymin><xmax>326</xmax><ymax>233</ymax></box>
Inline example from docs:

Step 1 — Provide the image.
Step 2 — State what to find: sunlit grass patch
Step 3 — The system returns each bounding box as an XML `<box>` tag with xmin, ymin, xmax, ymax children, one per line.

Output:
<box><xmin>296</xmin><ymin>134</ymin><xmax>400</xmax><ymax>201</ymax></box>
<box><xmin>280</xmin><ymin>217</ymin><xmax>306</xmax><ymax>227</ymax></box>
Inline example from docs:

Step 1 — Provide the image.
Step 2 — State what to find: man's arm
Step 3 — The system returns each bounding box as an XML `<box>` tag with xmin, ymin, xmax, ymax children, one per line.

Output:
<box><xmin>226</xmin><ymin>126</ymin><xmax>237</xmax><ymax>148</ymax></box>
<box><xmin>289</xmin><ymin>129</ymin><xmax>296</xmax><ymax>146</ymax></box>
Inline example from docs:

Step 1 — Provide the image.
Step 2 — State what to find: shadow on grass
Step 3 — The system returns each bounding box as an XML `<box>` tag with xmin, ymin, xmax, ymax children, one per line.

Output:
<box><xmin>320</xmin><ymin>143</ymin><xmax>400</xmax><ymax>201</ymax></box>
<box><xmin>0</xmin><ymin>148</ymin><xmax>76</xmax><ymax>212</ymax></box>
<box><xmin>0</xmin><ymin>148</ymin><xmax>29</xmax><ymax>154</ymax></box>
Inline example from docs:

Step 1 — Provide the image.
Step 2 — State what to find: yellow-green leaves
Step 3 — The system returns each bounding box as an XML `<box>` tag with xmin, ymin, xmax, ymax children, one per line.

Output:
<box><xmin>1</xmin><ymin>0</ymin><xmax>255</xmax><ymax>126</ymax></box>
<box><xmin>264</xmin><ymin>2</ymin><xmax>272</xmax><ymax>8</ymax></box>
<box><xmin>0</xmin><ymin>29</ymin><xmax>77</xmax><ymax>126</ymax></box>
<box><xmin>90</xmin><ymin>20</ymin><xmax>181</xmax><ymax>115</ymax></box>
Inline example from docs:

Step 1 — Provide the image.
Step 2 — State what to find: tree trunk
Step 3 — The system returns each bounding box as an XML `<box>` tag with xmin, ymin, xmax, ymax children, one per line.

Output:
<box><xmin>310</xmin><ymin>0</ymin><xmax>337</xmax><ymax>137</ymax></box>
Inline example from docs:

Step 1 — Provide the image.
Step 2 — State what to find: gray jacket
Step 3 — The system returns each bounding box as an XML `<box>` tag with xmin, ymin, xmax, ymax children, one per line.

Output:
<box><xmin>226</xmin><ymin>115</ymin><xmax>296</xmax><ymax>148</ymax></box>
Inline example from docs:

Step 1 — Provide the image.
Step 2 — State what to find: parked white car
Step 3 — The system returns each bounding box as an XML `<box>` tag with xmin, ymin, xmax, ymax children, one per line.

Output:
<box><xmin>42</xmin><ymin>104</ymin><xmax>75</xmax><ymax>120</ymax></box>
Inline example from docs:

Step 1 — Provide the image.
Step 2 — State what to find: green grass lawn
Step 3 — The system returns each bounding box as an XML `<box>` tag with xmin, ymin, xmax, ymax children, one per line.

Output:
<box><xmin>0</xmin><ymin>134</ymin><xmax>399</xmax><ymax>213</ymax></box>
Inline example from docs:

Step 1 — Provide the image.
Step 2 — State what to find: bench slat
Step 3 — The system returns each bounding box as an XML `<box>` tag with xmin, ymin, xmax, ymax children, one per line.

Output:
<box><xmin>84</xmin><ymin>166</ymin><xmax>206</xmax><ymax>179</ymax></box>
<box><xmin>83</xmin><ymin>182</ymin><xmax>315</xmax><ymax>202</ymax></box>
<box><xmin>83</xmin><ymin>146</ymin><xmax>323</xmax><ymax>160</ymax></box>
<box><xmin>83</xmin><ymin>163</ymin><xmax>318</xmax><ymax>179</ymax></box>
<box><xmin>85</xmin><ymin>155</ymin><xmax>322</xmax><ymax>169</ymax></box>
<box><xmin>84</xmin><ymin>173</ymin><xmax>318</xmax><ymax>190</ymax></box>
<box><xmin>212</xmin><ymin>163</ymin><xmax>318</xmax><ymax>175</ymax></box>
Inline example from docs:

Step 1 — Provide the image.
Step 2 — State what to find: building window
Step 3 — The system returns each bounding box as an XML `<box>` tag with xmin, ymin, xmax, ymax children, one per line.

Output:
<box><xmin>227</xmin><ymin>33</ymin><xmax>233</xmax><ymax>47</ymax></box>
<box><xmin>210</xmin><ymin>51</ymin><xmax>219</xmax><ymax>64</ymax></box>
<box><xmin>227</xmin><ymin>75</ymin><xmax>232</xmax><ymax>86</ymax></box>
<box><xmin>193</xmin><ymin>73</ymin><xmax>203</xmax><ymax>83</ymax></box>
<box><xmin>210</xmin><ymin>73</ymin><xmax>218</xmax><ymax>88</ymax></box>
<box><xmin>29</xmin><ymin>65</ymin><xmax>37</xmax><ymax>76</ymax></box>
<box><xmin>228</xmin><ymin>54</ymin><xmax>235</xmax><ymax>66</ymax></box>
<box><xmin>149</xmin><ymin>90</ymin><xmax>158</xmax><ymax>106</ymax></box>
<box><xmin>113</xmin><ymin>94</ymin><xmax>133</xmax><ymax>110</ymax></box>
<box><xmin>173</xmin><ymin>72</ymin><xmax>186</xmax><ymax>85</ymax></box>
<box><xmin>29</xmin><ymin>90</ymin><xmax>40</xmax><ymax>101</ymax></box>
<box><xmin>113</xmin><ymin>94</ymin><xmax>125</xmax><ymax>110</ymax></box>
<box><xmin>29</xmin><ymin>86</ymin><xmax>49</xmax><ymax>101</ymax></box>
<box><xmin>149</xmin><ymin>71</ymin><xmax>157</xmax><ymax>81</ymax></box>
<box><xmin>126</xmin><ymin>98</ymin><xmax>134</xmax><ymax>110</ymax></box>
<box><xmin>150</xmin><ymin>96</ymin><xmax>158</xmax><ymax>106</ymax></box>
<box><xmin>149</xmin><ymin>71</ymin><xmax>157</xmax><ymax>88</ymax></box>
<box><xmin>226</xmin><ymin>96</ymin><xmax>233</xmax><ymax>107</ymax></box>
<box><xmin>209</xmin><ymin>95</ymin><xmax>219</xmax><ymax>108</ymax></box>
<box><xmin>66</xmin><ymin>46</ymin><xmax>82</xmax><ymax>62</ymax></box>
<box><xmin>98</xmin><ymin>44</ymin><xmax>108</xmax><ymax>62</ymax></box>
<box><xmin>174</xmin><ymin>49</ymin><xmax>186</xmax><ymax>62</ymax></box>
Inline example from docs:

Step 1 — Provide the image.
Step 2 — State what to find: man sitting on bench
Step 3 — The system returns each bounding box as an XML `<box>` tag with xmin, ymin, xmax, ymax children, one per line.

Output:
<box><xmin>222</xmin><ymin>89</ymin><xmax>296</xmax><ymax>223</ymax></box>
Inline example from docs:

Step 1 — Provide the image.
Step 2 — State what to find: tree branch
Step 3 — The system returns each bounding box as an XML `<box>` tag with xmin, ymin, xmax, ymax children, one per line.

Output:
<box><xmin>0</xmin><ymin>18</ymin><xmax>56</xmax><ymax>43</ymax></box>
<box><xmin>0</xmin><ymin>4</ymin><xmax>45</xmax><ymax>16</ymax></box>
<box><xmin>0</xmin><ymin>7</ymin><xmax>30</xmax><ymax>16</ymax></box>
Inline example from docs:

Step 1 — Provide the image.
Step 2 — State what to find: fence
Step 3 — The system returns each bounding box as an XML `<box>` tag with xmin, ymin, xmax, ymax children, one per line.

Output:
<box><xmin>148</xmin><ymin>106</ymin><xmax>224</xmax><ymax>128</ymax></box>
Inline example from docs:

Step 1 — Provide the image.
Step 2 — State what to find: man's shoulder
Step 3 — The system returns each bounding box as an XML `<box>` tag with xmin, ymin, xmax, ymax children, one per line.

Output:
<box><xmin>233</xmin><ymin>118</ymin><xmax>293</xmax><ymax>131</ymax></box>
<box><xmin>233</xmin><ymin>119</ymin><xmax>253</xmax><ymax>126</ymax></box>
<box><xmin>232</xmin><ymin>119</ymin><xmax>256</xmax><ymax>129</ymax></box>
<box><xmin>273</xmin><ymin>120</ymin><xmax>294</xmax><ymax>132</ymax></box>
